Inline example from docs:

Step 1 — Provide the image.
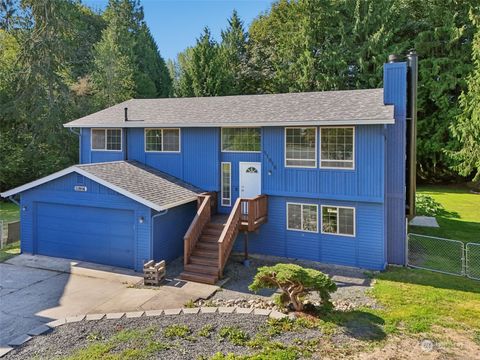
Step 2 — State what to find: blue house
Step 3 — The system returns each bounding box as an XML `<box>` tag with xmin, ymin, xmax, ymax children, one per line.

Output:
<box><xmin>1</xmin><ymin>54</ymin><xmax>417</xmax><ymax>284</ymax></box>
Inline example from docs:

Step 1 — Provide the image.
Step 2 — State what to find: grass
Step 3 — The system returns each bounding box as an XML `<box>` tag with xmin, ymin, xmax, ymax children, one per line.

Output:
<box><xmin>0</xmin><ymin>201</ymin><xmax>20</xmax><ymax>223</ymax></box>
<box><xmin>0</xmin><ymin>241</ymin><xmax>20</xmax><ymax>262</ymax></box>
<box><xmin>370</xmin><ymin>267</ymin><xmax>480</xmax><ymax>334</ymax></box>
<box><xmin>410</xmin><ymin>185</ymin><xmax>480</xmax><ymax>243</ymax></box>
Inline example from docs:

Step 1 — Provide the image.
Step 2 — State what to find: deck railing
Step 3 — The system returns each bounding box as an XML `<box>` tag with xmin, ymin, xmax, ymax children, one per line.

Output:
<box><xmin>240</xmin><ymin>195</ymin><xmax>268</xmax><ymax>231</ymax></box>
<box><xmin>218</xmin><ymin>197</ymin><xmax>242</xmax><ymax>277</ymax></box>
<box><xmin>184</xmin><ymin>194</ymin><xmax>211</xmax><ymax>266</ymax></box>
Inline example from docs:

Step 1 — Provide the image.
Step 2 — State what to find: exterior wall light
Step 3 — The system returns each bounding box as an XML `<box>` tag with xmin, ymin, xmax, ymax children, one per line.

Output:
<box><xmin>22</xmin><ymin>206</ymin><xmax>27</xmax><ymax>211</ymax></box>
<box><xmin>139</xmin><ymin>216</ymin><xmax>145</xmax><ymax>224</ymax></box>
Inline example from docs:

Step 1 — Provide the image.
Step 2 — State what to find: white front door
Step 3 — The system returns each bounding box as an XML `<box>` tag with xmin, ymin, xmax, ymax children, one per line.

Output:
<box><xmin>239</xmin><ymin>162</ymin><xmax>261</xmax><ymax>199</ymax></box>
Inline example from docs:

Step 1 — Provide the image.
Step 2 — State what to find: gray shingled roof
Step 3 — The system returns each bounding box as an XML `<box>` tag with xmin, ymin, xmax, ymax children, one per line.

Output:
<box><xmin>64</xmin><ymin>88</ymin><xmax>394</xmax><ymax>128</ymax></box>
<box><xmin>76</xmin><ymin>161</ymin><xmax>201</xmax><ymax>210</ymax></box>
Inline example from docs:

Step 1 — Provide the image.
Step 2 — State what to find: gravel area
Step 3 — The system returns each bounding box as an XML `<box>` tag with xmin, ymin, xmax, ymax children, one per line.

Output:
<box><xmin>208</xmin><ymin>253</ymin><xmax>378</xmax><ymax>310</ymax></box>
<box><xmin>4</xmin><ymin>314</ymin><xmax>322</xmax><ymax>360</ymax></box>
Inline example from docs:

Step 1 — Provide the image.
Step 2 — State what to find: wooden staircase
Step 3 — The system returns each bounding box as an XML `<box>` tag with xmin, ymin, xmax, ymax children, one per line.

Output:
<box><xmin>181</xmin><ymin>221</ymin><xmax>225</xmax><ymax>284</ymax></box>
<box><xmin>180</xmin><ymin>193</ymin><xmax>268</xmax><ymax>285</ymax></box>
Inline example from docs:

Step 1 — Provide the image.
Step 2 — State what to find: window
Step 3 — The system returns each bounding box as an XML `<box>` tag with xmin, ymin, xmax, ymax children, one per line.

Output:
<box><xmin>320</xmin><ymin>127</ymin><xmax>354</xmax><ymax>169</ymax></box>
<box><xmin>91</xmin><ymin>129</ymin><xmax>122</xmax><ymax>151</ymax></box>
<box><xmin>221</xmin><ymin>128</ymin><xmax>261</xmax><ymax>152</ymax></box>
<box><xmin>145</xmin><ymin>128</ymin><xmax>180</xmax><ymax>152</ymax></box>
<box><xmin>321</xmin><ymin>206</ymin><xmax>355</xmax><ymax>236</ymax></box>
<box><xmin>287</xmin><ymin>203</ymin><xmax>318</xmax><ymax>233</ymax></box>
<box><xmin>285</xmin><ymin>127</ymin><xmax>317</xmax><ymax>167</ymax></box>
<box><xmin>221</xmin><ymin>162</ymin><xmax>231</xmax><ymax>206</ymax></box>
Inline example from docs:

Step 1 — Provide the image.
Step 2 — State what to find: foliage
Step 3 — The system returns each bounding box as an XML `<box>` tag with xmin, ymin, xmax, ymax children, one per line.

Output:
<box><xmin>249</xmin><ymin>263</ymin><xmax>337</xmax><ymax>312</ymax></box>
<box><xmin>218</xmin><ymin>326</ymin><xmax>250</xmax><ymax>346</ymax></box>
<box><xmin>415</xmin><ymin>194</ymin><xmax>445</xmax><ymax>216</ymax></box>
<box><xmin>450</xmin><ymin>11</ymin><xmax>480</xmax><ymax>181</ymax></box>
<box><xmin>0</xmin><ymin>202</ymin><xmax>19</xmax><ymax>223</ymax></box>
<box><xmin>0</xmin><ymin>241</ymin><xmax>20</xmax><ymax>263</ymax></box>
<box><xmin>197</xmin><ymin>324</ymin><xmax>214</xmax><ymax>338</ymax></box>
<box><xmin>163</xmin><ymin>324</ymin><xmax>191</xmax><ymax>338</ymax></box>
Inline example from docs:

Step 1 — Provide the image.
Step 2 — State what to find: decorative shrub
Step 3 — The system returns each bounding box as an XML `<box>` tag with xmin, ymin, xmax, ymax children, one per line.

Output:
<box><xmin>248</xmin><ymin>263</ymin><xmax>337</xmax><ymax>312</ymax></box>
<box><xmin>416</xmin><ymin>194</ymin><xmax>444</xmax><ymax>216</ymax></box>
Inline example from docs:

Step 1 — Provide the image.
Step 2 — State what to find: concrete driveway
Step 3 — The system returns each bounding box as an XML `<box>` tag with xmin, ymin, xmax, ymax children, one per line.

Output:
<box><xmin>0</xmin><ymin>255</ymin><xmax>217</xmax><ymax>345</ymax></box>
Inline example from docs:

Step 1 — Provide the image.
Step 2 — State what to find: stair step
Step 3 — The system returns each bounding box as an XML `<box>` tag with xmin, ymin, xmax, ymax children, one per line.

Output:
<box><xmin>190</xmin><ymin>255</ymin><xmax>218</xmax><ymax>266</ymax></box>
<box><xmin>200</xmin><ymin>234</ymin><xmax>220</xmax><ymax>242</ymax></box>
<box><xmin>207</xmin><ymin>222</ymin><xmax>225</xmax><ymax>229</ymax></box>
<box><xmin>196</xmin><ymin>241</ymin><xmax>218</xmax><ymax>251</ymax></box>
<box><xmin>203</xmin><ymin>227</ymin><xmax>223</xmax><ymax>236</ymax></box>
<box><xmin>192</xmin><ymin>248</ymin><xmax>218</xmax><ymax>258</ymax></box>
<box><xmin>180</xmin><ymin>271</ymin><xmax>218</xmax><ymax>285</ymax></box>
<box><xmin>184</xmin><ymin>263</ymin><xmax>218</xmax><ymax>276</ymax></box>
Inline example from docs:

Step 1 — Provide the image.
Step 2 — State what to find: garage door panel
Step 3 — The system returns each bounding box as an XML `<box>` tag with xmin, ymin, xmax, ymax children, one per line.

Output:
<box><xmin>35</xmin><ymin>202</ymin><xmax>135</xmax><ymax>269</ymax></box>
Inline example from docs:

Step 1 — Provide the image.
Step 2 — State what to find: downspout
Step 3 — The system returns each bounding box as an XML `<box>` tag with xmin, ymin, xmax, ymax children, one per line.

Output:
<box><xmin>150</xmin><ymin>209</ymin><xmax>168</xmax><ymax>261</ymax></box>
<box><xmin>124</xmin><ymin>108</ymin><xmax>128</xmax><ymax>161</ymax></box>
<box><xmin>8</xmin><ymin>196</ymin><xmax>20</xmax><ymax>207</ymax></box>
<box><xmin>406</xmin><ymin>50</ymin><xmax>418</xmax><ymax>220</ymax></box>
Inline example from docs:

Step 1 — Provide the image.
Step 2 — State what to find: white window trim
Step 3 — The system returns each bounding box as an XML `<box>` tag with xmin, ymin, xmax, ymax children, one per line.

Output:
<box><xmin>90</xmin><ymin>128</ymin><xmax>123</xmax><ymax>152</ymax></box>
<box><xmin>144</xmin><ymin>128</ymin><xmax>181</xmax><ymax>153</ymax></box>
<box><xmin>221</xmin><ymin>162</ymin><xmax>232</xmax><ymax>207</ymax></box>
<box><xmin>286</xmin><ymin>202</ymin><xmax>319</xmax><ymax>233</ymax></box>
<box><xmin>320</xmin><ymin>205</ymin><xmax>356</xmax><ymax>237</ymax></box>
<box><xmin>221</xmin><ymin>127</ymin><xmax>262</xmax><ymax>153</ymax></box>
<box><xmin>319</xmin><ymin>126</ymin><xmax>355</xmax><ymax>170</ymax></box>
<box><xmin>284</xmin><ymin>127</ymin><xmax>317</xmax><ymax>168</ymax></box>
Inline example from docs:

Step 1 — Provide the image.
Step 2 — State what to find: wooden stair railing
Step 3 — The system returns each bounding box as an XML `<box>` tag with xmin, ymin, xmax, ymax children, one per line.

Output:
<box><xmin>241</xmin><ymin>195</ymin><xmax>268</xmax><ymax>231</ymax></box>
<box><xmin>184</xmin><ymin>195</ymin><xmax>211</xmax><ymax>266</ymax></box>
<box><xmin>217</xmin><ymin>197</ymin><xmax>242</xmax><ymax>277</ymax></box>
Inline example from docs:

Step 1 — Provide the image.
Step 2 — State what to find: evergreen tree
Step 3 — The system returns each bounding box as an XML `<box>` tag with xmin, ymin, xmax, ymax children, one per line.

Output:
<box><xmin>450</xmin><ymin>11</ymin><xmax>480</xmax><ymax>182</ymax></box>
<box><xmin>220</xmin><ymin>10</ymin><xmax>248</xmax><ymax>95</ymax></box>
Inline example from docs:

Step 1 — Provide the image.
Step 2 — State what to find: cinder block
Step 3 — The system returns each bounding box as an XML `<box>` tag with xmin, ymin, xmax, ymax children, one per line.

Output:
<box><xmin>182</xmin><ymin>308</ymin><xmax>200</xmax><ymax>314</ymax></box>
<box><xmin>200</xmin><ymin>307</ymin><xmax>218</xmax><ymax>314</ymax></box>
<box><xmin>145</xmin><ymin>310</ymin><xmax>163</xmax><ymax>317</ymax></box>
<box><xmin>125</xmin><ymin>311</ymin><xmax>144</xmax><ymax>318</ymax></box>
<box><xmin>8</xmin><ymin>334</ymin><xmax>32</xmax><ymax>347</ymax></box>
<box><xmin>27</xmin><ymin>325</ymin><xmax>51</xmax><ymax>336</ymax></box>
<box><xmin>65</xmin><ymin>315</ymin><xmax>85</xmax><ymax>323</ymax></box>
<box><xmin>106</xmin><ymin>312</ymin><xmax>125</xmax><ymax>320</ymax></box>
<box><xmin>218</xmin><ymin>307</ymin><xmax>235</xmax><ymax>314</ymax></box>
<box><xmin>164</xmin><ymin>308</ymin><xmax>182</xmax><ymax>315</ymax></box>
<box><xmin>45</xmin><ymin>318</ymin><xmax>66</xmax><ymax>328</ymax></box>
<box><xmin>253</xmin><ymin>309</ymin><xmax>272</xmax><ymax>316</ymax></box>
<box><xmin>235</xmin><ymin>307</ymin><xmax>253</xmax><ymax>314</ymax></box>
<box><xmin>85</xmin><ymin>314</ymin><xmax>105</xmax><ymax>321</ymax></box>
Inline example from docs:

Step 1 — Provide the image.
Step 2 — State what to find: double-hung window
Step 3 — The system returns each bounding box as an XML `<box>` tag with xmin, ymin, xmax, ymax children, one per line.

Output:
<box><xmin>285</xmin><ymin>127</ymin><xmax>317</xmax><ymax>167</ymax></box>
<box><xmin>221</xmin><ymin>128</ymin><xmax>261</xmax><ymax>152</ymax></box>
<box><xmin>221</xmin><ymin>162</ymin><xmax>232</xmax><ymax>206</ymax></box>
<box><xmin>320</xmin><ymin>127</ymin><xmax>354</xmax><ymax>169</ymax></box>
<box><xmin>145</xmin><ymin>128</ymin><xmax>180</xmax><ymax>152</ymax></box>
<box><xmin>91</xmin><ymin>129</ymin><xmax>122</xmax><ymax>151</ymax></box>
<box><xmin>287</xmin><ymin>203</ymin><xmax>318</xmax><ymax>233</ymax></box>
<box><xmin>321</xmin><ymin>206</ymin><xmax>355</xmax><ymax>236</ymax></box>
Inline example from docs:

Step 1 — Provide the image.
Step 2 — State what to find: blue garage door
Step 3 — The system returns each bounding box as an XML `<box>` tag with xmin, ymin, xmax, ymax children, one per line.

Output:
<box><xmin>35</xmin><ymin>202</ymin><xmax>135</xmax><ymax>269</ymax></box>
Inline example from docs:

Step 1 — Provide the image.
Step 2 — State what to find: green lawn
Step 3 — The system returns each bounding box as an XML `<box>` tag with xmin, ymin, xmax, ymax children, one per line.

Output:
<box><xmin>410</xmin><ymin>185</ymin><xmax>480</xmax><ymax>243</ymax></box>
<box><xmin>0</xmin><ymin>241</ymin><xmax>20</xmax><ymax>262</ymax></box>
<box><xmin>0</xmin><ymin>201</ymin><xmax>20</xmax><ymax>223</ymax></box>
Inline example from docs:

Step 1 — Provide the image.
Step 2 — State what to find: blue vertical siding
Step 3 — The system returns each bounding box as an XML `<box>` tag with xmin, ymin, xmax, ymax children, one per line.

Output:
<box><xmin>234</xmin><ymin>196</ymin><xmax>385</xmax><ymax>270</ymax></box>
<box><xmin>19</xmin><ymin>173</ymin><xmax>151</xmax><ymax>271</ymax></box>
<box><xmin>262</xmin><ymin>126</ymin><xmax>385</xmax><ymax>202</ymax></box>
<box><xmin>152</xmin><ymin>202</ymin><xmax>197</xmax><ymax>262</ymax></box>
<box><xmin>384</xmin><ymin>62</ymin><xmax>407</xmax><ymax>265</ymax></box>
<box><xmin>80</xmin><ymin>128</ymin><xmax>126</xmax><ymax>163</ymax></box>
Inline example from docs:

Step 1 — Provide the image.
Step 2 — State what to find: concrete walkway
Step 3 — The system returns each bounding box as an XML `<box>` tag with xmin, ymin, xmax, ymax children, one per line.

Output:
<box><xmin>0</xmin><ymin>255</ymin><xmax>217</xmax><ymax>346</ymax></box>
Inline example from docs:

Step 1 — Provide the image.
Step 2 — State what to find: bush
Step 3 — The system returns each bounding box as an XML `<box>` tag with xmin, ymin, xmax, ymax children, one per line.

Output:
<box><xmin>248</xmin><ymin>263</ymin><xmax>337</xmax><ymax>312</ymax></box>
<box><xmin>416</xmin><ymin>194</ymin><xmax>444</xmax><ymax>216</ymax></box>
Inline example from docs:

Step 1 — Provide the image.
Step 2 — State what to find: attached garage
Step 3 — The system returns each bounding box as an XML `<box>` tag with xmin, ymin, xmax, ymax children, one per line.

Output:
<box><xmin>1</xmin><ymin>161</ymin><xmax>200</xmax><ymax>271</ymax></box>
<box><xmin>36</xmin><ymin>203</ymin><xmax>135</xmax><ymax>268</ymax></box>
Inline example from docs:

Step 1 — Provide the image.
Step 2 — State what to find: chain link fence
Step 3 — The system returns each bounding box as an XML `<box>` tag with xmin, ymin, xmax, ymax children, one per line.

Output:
<box><xmin>408</xmin><ymin>233</ymin><xmax>480</xmax><ymax>280</ymax></box>
<box><xmin>466</xmin><ymin>243</ymin><xmax>480</xmax><ymax>280</ymax></box>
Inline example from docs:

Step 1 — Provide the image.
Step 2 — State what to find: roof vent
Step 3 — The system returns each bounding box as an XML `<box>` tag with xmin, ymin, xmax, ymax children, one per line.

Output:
<box><xmin>124</xmin><ymin>107</ymin><xmax>128</xmax><ymax>122</ymax></box>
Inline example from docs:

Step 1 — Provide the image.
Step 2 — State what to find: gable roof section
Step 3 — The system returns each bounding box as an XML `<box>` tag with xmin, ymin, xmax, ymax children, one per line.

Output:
<box><xmin>0</xmin><ymin>161</ymin><xmax>201</xmax><ymax>211</ymax></box>
<box><xmin>63</xmin><ymin>88</ymin><xmax>394</xmax><ymax>128</ymax></box>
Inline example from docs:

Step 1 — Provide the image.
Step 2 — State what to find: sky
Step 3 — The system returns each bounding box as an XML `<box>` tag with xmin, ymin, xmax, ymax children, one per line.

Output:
<box><xmin>82</xmin><ymin>0</ymin><xmax>274</xmax><ymax>61</ymax></box>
